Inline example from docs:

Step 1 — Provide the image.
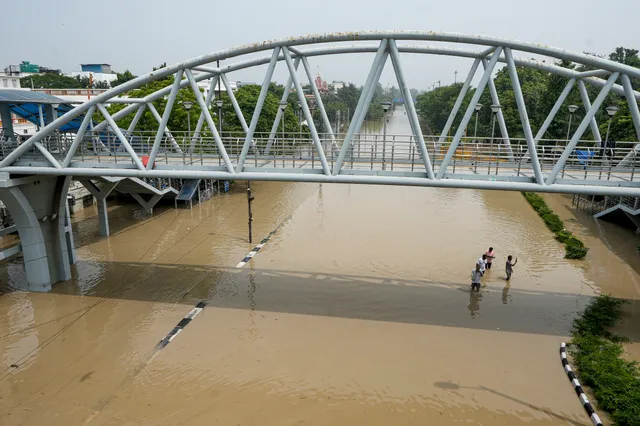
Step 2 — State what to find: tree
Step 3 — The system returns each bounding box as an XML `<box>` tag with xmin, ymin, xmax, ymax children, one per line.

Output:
<box><xmin>415</xmin><ymin>83</ymin><xmax>473</xmax><ymax>137</ymax></box>
<box><xmin>110</xmin><ymin>70</ymin><xmax>137</xmax><ymax>88</ymax></box>
<box><xmin>20</xmin><ymin>73</ymin><xmax>79</xmax><ymax>89</ymax></box>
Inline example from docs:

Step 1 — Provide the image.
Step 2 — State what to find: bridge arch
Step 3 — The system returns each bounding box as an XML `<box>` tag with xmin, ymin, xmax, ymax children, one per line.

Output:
<box><xmin>0</xmin><ymin>30</ymin><xmax>639</xmax><ymax>197</ymax></box>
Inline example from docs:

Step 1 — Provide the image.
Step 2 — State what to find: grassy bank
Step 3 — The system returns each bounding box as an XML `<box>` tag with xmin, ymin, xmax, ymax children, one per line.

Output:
<box><xmin>570</xmin><ymin>295</ymin><xmax>640</xmax><ymax>426</ymax></box>
<box><xmin>521</xmin><ymin>192</ymin><xmax>588</xmax><ymax>259</ymax></box>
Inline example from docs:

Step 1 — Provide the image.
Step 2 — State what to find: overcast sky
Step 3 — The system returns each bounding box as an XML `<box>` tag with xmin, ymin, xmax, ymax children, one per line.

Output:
<box><xmin>2</xmin><ymin>0</ymin><xmax>639</xmax><ymax>90</ymax></box>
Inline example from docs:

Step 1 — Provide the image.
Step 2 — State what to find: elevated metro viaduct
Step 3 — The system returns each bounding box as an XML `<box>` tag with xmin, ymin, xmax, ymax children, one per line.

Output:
<box><xmin>1</xmin><ymin>31</ymin><xmax>640</xmax><ymax>291</ymax></box>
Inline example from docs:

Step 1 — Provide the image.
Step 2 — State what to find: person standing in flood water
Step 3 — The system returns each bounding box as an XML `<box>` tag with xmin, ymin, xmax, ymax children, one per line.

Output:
<box><xmin>506</xmin><ymin>255</ymin><xmax>517</xmax><ymax>281</ymax></box>
<box><xmin>485</xmin><ymin>247</ymin><xmax>495</xmax><ymax>270</ymax></box>
<box><xmin>471</xmin><ymin>263</ymin><xmax>483</xmax><ymax>292</ymax></box>
<box><xmin>477</xmin><ymin>253</ymin><xmax>487</xmax><ymax>274</ymax></box>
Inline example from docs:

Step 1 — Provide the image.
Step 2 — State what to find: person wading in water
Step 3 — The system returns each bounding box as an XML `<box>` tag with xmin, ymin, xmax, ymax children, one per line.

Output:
<box><xmin>485</xmin><ymin>247</ymin><xmax>495</xmax><ymax>270</ymax></box>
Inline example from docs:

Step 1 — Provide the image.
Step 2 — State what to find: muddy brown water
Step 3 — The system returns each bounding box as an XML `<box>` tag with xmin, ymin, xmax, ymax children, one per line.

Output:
<box><xmin>0</xmin><ymin>107</ymin><xmax>638</xmax><ymax>425</ymax></box>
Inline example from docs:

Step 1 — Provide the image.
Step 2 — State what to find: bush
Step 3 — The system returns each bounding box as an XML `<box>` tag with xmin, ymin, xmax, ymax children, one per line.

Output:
<box><xmin>570</xmin><ymin>296</ymin><xmax>640</xmax><ymax>426</ymax></box>
<box><xmin>521</xmin><ymin>192</ymin><xmax>588</xmax><ymax>260</ymax></box>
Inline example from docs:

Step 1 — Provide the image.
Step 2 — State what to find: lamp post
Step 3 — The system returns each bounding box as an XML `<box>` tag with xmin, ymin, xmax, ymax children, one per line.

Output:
<box><xmin>381</xmin><ymin>101</ymin><xmax>392</xmax><ymax>170</ymax></box>
<box><xmin>279</xmin><ymin>101</ymin><xmax>288</xmax><ymax>156</ymax></box>
<box><xmin>182</xmin><ymin>101</ymin><xmax>194</xmax><ymax>140</ymax></box>
<box><xmin>474</xmin><ymin>103</ymin><xmax>483</xmax><ymax>143</ymax></box>
<box><xmin>215</xmin><ymin>99</ymin><xmax>223</xmax><ymax>139</ymax></box>
<box><xmin>604</xmin><ymin>105</ymin><xmax>619</xmax><ymax>161</ymax></box>
<box><xmin>566</xmin><ymin>104</ymin><xmax>578</xmax><ymax>142</ymax></box>
<box><xmin>297</xmin><ymin>101</ymin><xmax>302</xmax><ymax>144</ymax></box>
<box><xmin>490</xmin><ymin>104</ymin><xmax>501</xmax><ymax>163</ymax></box>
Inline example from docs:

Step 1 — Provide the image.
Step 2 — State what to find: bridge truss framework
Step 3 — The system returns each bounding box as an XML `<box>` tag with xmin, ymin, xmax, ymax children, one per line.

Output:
<box><xmin>1</xmin><ymin>31</ymin><xmax>640</xmax><ymax>197</ymax></box>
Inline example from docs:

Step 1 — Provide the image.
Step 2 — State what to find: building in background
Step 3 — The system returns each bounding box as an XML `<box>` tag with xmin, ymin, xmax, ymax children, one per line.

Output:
<box><xmin>71</xmin><ymin>63</ymin><xmax>117</xmax><ymax>85</ymax></box>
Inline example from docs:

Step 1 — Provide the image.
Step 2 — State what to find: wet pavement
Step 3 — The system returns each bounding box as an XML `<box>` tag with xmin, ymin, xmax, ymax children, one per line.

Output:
<box><xmin>0</xmin><ymin>107</ymin><xmax>638</xmax><ymax>425</ymax></box>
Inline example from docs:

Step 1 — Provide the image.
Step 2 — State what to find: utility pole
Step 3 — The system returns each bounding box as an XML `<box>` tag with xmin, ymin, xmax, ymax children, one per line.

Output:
<box><xmin>454</xmin><ymin>71</ymin><xmax>458</xmax><ymax>84</ymax></box>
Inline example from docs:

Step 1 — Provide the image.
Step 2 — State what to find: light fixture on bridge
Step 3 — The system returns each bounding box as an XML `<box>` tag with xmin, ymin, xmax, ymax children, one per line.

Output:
<box><xmin>182</xmin><ymin>101</ymin><xmax>194</xmax><ymax>110</ymax></box>
<box><xmin>215</xmin><ymin>99</ymin><xmax>224</xmax><ymax>109</ymax></box>
<box><xmin>490</xmin><ymin>104</ymin><xmax>502</xmax><ymax>114</ymax></box>
<box><xmin>605</xmin><ymin>106</ymin><xmax>619</xmax><ymax>117</ymax></box>
<box><xmin>474</xmin><ymin>103</ymin><xmax>483</xmax><ymax>112</ymax></box>
<box><xmin>381</xmin><ymin>101</ymin><xmax>392</xmax><ymax>113</ymax></box>
<box><xmin>278</xmin><ymin>101</ymin><xmax>288</xmax><ymax>111</ymax></box>
<box><xmin>567</xmin><ymin>105</ymin><xmax>579</xmax><ymax>114</ymax></box>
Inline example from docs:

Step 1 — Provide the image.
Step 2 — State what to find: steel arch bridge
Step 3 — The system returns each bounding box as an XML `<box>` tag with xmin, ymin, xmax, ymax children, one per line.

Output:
<box><xmin>2</xmin><ymin>31</ymin><xmax>640</xmax><ymax>197</ymax></box>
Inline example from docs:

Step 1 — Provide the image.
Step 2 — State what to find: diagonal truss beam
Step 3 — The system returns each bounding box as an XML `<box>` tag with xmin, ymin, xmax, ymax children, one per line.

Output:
<box><xmin>147</xmin><ymin>103</ymin><xmax>182</xmax><ymax>153</ymax></box>
<box><xmin>62</xmin><ymin>106</ymin><xmax>95</xmax><ymax>168</ymax></box>
<box><xmin>34</xmin><ymin>142</ymin><xmax>62</xmax><ymax>169</ymax></box>
<box><xmin>97</xmin><ymin>104</ymin><xmax>146</xmax><ymax>171</ymax></box>
<box><xmin>618</xmin><ymin>74</ymin><xmax>640</xmax><ymax>166</ymax></box>
<box><xmin>265</xmin><ymin>57</ymin><xmax>300</xmax><ymax>155</ymax></box>
<box><xmin>437</xmin><ymin>47</ymin><xmax>503</xmax><ymax>179</ymax></box>
<box><xmin>482</xmin><ymin>57</ymin><xmax>514</xmax><ymax>161</ymax></box>
<box><xmin>437</xmin><ymin>57</ymin><xmax>482</xmax><ymax>146</ymax></box>
<box><xmin>577</xmin><ymin>80</ymin><xmax>603</xmax><ymax>146</ymax></box>
<box><xmin>147</xmin><ymin>70</ymin><xmax>183</xmax><ymax>169</ymax></box>
<box><xmin>522</xmin><ymin>77</ymin><xmax>576</xmax><ymax>161</ymax></box>
<box><xmin>334</xmin><ymin>39</ymin><xmax>389</xmax><ymax>174</ymax></box>
<box><xmin>219</xmin><ymin>73</ymin><xmax>258</xmax><ymax>154</ymax></box>
<box><xmin>388</xmin><ymin>39</ymin><xmax>435</xmax><ymax>179</ymax></box>
<box><xmin>185</xmin><ymin>69</ymin><xmax>234</xmax><ymax>173</ymax></box>
<box><xmin>546</xmin><ymin>72</ymin><xmax>619</xmax><ymax>185</ymax></box>
<box><xmin>237</xmin><ymin>47</ymin><xmax>281</xmax><ymax>172</ymax></box>
<box><xmin>504</xmin><ymin>47</ymin><xmax>543</xmax><ymax>184</ymax></box>
<box><xmin>282</xmin><ymin>47</ymin><xmax>331</xmax><ymax>175</ymax></box>
<box><xmin>126</xmin><ymin>104</ymin><xmax>147</xmax><ymax>138</ymax></box>
<box><xmin>190</xmin><ymin>74</ymin><xmax>219</xmax><ymax>151</ymax></box>
<box><xmin>301</xmin><ymin>56</ymin><xmax>337</xmax><ymax>152</ymax></box>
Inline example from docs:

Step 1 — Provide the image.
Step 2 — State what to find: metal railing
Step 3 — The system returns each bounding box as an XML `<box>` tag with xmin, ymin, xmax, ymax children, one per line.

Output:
<box><xmin>1</xmin><ymin>131</ymin><xmax>639</xmax><ymax>183</ymax></box>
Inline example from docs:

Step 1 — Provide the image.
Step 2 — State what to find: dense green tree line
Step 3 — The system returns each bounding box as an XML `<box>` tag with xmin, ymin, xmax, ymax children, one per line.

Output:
<box><xmin>415</xmin><ymin>47</ymin><xmax>640</xmax><ymax>144</ymax></box>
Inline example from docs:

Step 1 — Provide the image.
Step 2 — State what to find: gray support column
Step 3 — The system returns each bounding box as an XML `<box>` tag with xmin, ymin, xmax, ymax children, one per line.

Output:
<box><xmin>0</xmin><ymin>104</ymin><xmax>15</xmax><ymax>140</ymax></box>
<box><xmin>80</xmin><ymin>179</ymin><xmax>119</xmax><ymax>237</ymax></box>
<box><xmin>65</xmin><ymin>203</ymin><xmax>76</xmax><ymax>265</ymax></box>
<box><xmin>130</xmin><ymin>192</ymin><xmax>163</xmax><ymax>214</ymax></box>
<box><xmin>43</xmin><ymin>105</ymin><xmax>55</xmax><ymax>126</ymax></box>
<box><xmin>578</xmin><ymin>80</ymin><xmax>603</xmax><ymax>145</ymax></box>
<box><xmin>482</xmin><ymin>58</ymin><xmax>514</xmax><ymax>160</ymax></box>
<box><xmin>0</xmin><ymin>176</ymin><xmax>73</xmax><ymax>291</ymax></box>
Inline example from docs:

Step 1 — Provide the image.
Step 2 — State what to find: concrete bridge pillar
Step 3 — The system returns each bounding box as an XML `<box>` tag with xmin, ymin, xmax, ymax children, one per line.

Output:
<box><xmin>0</xmin><ymin>175</ymin><xmax>76</xmax><ymax>291</ymax></box>
<box><xmin>79</xmin><ymin>180</ymin><xmax>119</xmax><ymax>237</ymax></box>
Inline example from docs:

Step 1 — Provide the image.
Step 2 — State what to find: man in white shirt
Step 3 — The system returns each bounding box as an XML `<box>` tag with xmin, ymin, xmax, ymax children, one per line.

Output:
<box><xmin>477</xmin><ymin>254</ymin><xmax>487</xmax><ymax>274</ymax></box>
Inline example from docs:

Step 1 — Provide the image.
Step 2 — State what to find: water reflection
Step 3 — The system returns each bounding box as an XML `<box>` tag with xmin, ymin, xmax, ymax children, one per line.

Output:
<box><xmin>467</xmin><ymin>290</ymin><xmax>483</xmax><ymax>319</ymax></box>
<box><xmin>502</xmin><ymin>284</ymin><xmax>511</xmax><ymax>304</ymax></box>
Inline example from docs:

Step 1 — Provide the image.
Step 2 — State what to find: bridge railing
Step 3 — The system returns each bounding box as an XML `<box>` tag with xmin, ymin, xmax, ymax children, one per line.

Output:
<box><xmin>3</xmin><ymin>131</ymin><xmax>638</xmax><ymax>184</ymax></box>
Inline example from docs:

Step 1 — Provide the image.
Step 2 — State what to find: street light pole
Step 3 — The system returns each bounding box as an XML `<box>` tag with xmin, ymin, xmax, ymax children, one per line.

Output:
<box><xmin>381</xmin><ymin>101</ymin><xmax>392</xmax><ymax>170</ymax></box>
<box><xmin>279</xmin><ymin>101</ymin><xmax>288</xmax><ymax>156</ymax></box>
<box><xmin>604</xmin><ymin>105</ymin><xmax>619</xmax><ymax>162</ymax></box>
<box><xmin>474</xmin><ymin>103</ymin><xmax>483</xmax><ymax>143</ymax></box>
<box><xmin>182</xmin><ymin>101</ymin><xmax>194</xmax><ymax>141</ymax></box>
<box><xmin>566</xmin><ymin>104</ymin><xmax>578</xmax><ymax>142</ymax></box>
<box><xmin>490</xmin><ymin>104</ymin><xmax>501</xmax><ymax>163</ymax></box>
<box><xmin>215</xmin><ymin>99</ymin><xmax>223</xmax><ymax>139</ymax></box>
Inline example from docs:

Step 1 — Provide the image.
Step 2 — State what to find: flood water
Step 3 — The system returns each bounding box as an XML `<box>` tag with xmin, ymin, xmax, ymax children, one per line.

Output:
<box><xmin>0</xmin><ymin>107</ymin><xmax>638</xmax><ymax>425</ymax></box>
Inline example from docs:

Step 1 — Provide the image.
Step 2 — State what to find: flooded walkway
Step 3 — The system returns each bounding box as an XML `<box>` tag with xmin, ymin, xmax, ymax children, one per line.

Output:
<box><xmin>0</xmin><ymin>107</ymin><xmax>637</xmax><ymax>425</ymax></box>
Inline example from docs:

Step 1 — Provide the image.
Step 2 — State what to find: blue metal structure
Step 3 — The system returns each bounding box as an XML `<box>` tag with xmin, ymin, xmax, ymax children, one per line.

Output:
<box><xmin>0</xmin><ymin>31</ymin><xmax>639</xmax><ymax>197</ymax></box>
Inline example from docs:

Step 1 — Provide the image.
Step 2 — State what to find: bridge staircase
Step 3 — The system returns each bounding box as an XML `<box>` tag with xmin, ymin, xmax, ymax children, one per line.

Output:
<box><xmin>574</xmin><ymin>194</ymin><xmax>640</xmax><ymax>230</ymax></box>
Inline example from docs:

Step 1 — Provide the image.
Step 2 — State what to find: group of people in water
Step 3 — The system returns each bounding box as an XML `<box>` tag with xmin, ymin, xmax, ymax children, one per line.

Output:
<box><xmin>471</xmin><ymin>247</ymin><xmax>517</xmax><ymax>292</ymax></box>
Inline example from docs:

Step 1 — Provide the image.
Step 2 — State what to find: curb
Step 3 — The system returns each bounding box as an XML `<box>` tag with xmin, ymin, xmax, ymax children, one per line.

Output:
<box><xmin>560</xmin><ymin>342</ymin><xmax>603</xmax><ymax>426</ymax></box>
<box><xmin>156</xmin><ymin>301</ymin><xmax>206</xmax><ymax>349</ymax></box>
